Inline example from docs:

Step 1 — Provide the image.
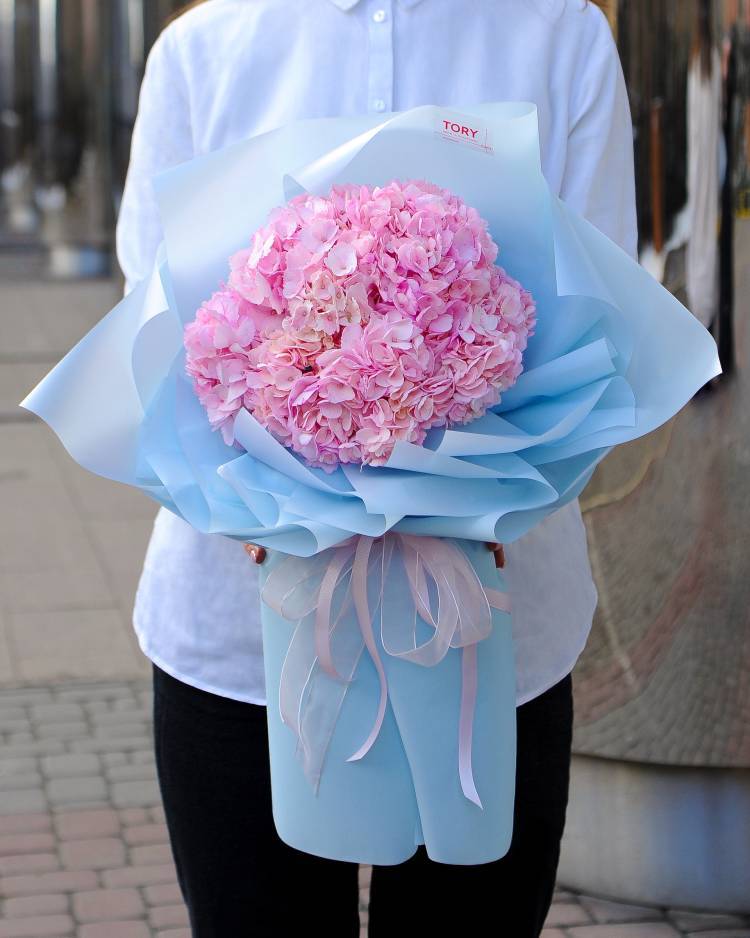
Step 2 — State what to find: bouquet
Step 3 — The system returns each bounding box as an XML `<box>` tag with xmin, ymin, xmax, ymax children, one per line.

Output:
<box><xmin>21</xmin><ymin>104</ymin><xmax>720</xmax><ymax>865</ymax></box>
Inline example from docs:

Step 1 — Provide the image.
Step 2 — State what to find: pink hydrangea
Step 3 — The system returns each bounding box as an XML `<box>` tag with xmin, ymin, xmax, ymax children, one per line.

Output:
<box><xmin>184</xmin><ymin>179</ymin><xmax>536</xmax><ymax>470</ymax></box>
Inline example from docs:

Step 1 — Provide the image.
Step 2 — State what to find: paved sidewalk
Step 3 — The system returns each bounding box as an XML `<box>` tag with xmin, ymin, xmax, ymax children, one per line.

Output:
<box><xmin>0</xmin><ymin>281</ymin><xmax>155</xmax><ymax>688</ymax></box>
<box><xmin>0</xmin><ymin>679</ymin><xmax>183</xmax><ymax>937</ymax></box>
<box><xmin>1</xmin><ymin>681</ymin><xmax>749</xmax><ymax>938</ymax></box>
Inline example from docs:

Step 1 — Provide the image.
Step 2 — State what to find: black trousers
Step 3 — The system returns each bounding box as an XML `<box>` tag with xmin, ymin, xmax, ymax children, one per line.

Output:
<box><xmin>152</xmin><ymin>662</ymin><xmax>573</xmax><ymax>938</ymax></box>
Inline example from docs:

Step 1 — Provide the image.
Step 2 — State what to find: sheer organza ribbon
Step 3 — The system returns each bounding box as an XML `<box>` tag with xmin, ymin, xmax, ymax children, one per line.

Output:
<box><xmin>261</xmin><ymin>534</ymin><xmax>510</xmax><ymax>809</ymax></box>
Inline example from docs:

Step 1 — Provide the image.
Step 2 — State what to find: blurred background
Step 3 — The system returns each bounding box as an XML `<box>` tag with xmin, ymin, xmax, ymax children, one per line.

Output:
<box><xmin>0</xmin><ymin>1</ymin><xmax>748</xmax><ymax>935</ymax></box>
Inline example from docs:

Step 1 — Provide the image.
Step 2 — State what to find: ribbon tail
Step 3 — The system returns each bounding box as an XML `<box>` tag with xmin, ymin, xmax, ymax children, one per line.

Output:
<box><xmin>459</xmin><ymin>576</ymin><xmax>510</xmax><ymax>808</ymax></box>
<box><xmin>459</xmin><ymin>642</ymin><xmax>483</xmax><ymax>809</ymax></box>
<box><xmin>277</xmin><ymin>612</ymin><xmax>323</xmax><ymax>786</ymax></box>
<box><xmin>484</xmin><ymin>587</ymin><xmax>511</xmax><ymax>614</ymax></box>
<box><xmin>346</xmin><ymin>536</ymin><xmax>390</xmax><ymax>764</ymax></box>
<box><xmin>298</xmin><ymin>639</ymin><xmax>366</xmax><ymax>794</ymax></box>
<box><xmin>314</xmin><ymin>546</ymin><xmax>355</xmax><ymax>682</ymax></box>
<box><xmin>272</xmin><ymin>548</ymin><xmax>363</xmax><ymax>795</ymax></box>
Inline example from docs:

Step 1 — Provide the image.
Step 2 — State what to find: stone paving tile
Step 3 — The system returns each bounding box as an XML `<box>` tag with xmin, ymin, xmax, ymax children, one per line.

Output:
<box><xmin>130</xmin><ymin>844</ymin><xmax>173</xmax><ymax>866</ymax></box>
<box><xmin>567</xmin><ymin>926</ymin><xmax>683</xmax><ymax>937</ymax></box>
<box><xmin>683</xmin><ymin>933</ymin><xmax>750</xmax><ymax>938</ymax></box>
<box><xmin>0</xmin><ymin>789</ymin><xmax>47</xmax><ymax>815</ymax></box>
<box><xmin>0</xmin><ymin>854</ymin><xmax>60</xmax><ymax>876</ymax></box>
<box><xmin>110</xmin><ymin>779</ymin><xmax>162</xmax><ymax>809</ymax></box>
<box><xmin>582</xmin><ymin>896</ymin><xmax>668</xmax><ymax>924</ymax></box>
<box><xmin>1</xmin><ymin>870</ymin><xmax>100</xmax><ymax>897</ymax></box>
<box><xmin>72</xmin><ymin>888</ymin><xmax>145</xmax><ymax>923</ymax></box>
<box><xmin>46</xmin><ymin>776</ymin><xmax>108</xmax><ymax>807</ymax></box>
<box><xmin>545</xmin><ymin>901</ymin><xmax>594</xmax><ymax>926</ymax></box>
<box><xmin>148</xmin><ymin>905</ymin><xmax>190</xmax><ymax>929</ymax></box>
<box><xmin>0</xmin><ymin>832</ymin><xmax>56</xmax><ymax>856</ymax></box>
<box><xmin>555</xmin><ymin>889</ymin><xmax>581</xmax><ymax>902</ymax></box>
<box><xmin>0</xmin><ymin>814</ymin><xmax>52</xmax><ymax>835</ymax></box>
<box><xmin>0</xmin><ymin>775</ymin><xmax>43</xmax><ymax>794</ymax></box>
<box><xmin>40</xmin><ymin>754</ymin><xmax>101</xmax><ymax>778</ymax></box>
<box><xmin>122</xmin><ymin>823</ymin><xmax>168</xmax><ymax>846</ymax></box>
<box><xmin>669</xmin><ymin>911</ymin><xmax>750</xmax><ymax>932</ymax></box>
<box><xmin>3</xmin><ymin>893</ymin><xmax>69</xmax><ymax>918</ymax></box>
<box><xmin>59</xmin><ymin>837</ymin><xmax>126</xmax><ymax>871</ymax></box>
<box><xmin>102</xmin><ymin>864</ymin><xmax>178</xmax><ymax>891</ymax></box>
<box><xmin>0</xmin><ymin>678</ymin><xmax>748</xmax><ymax>938</ymax></box>
<box><xmin>118</xmin><ymin>809</ymin><xmax>151</xmax><ymax>826</ymax></box>
<box><xmin>0</xmin><ymin>913</ymin><xmax>75</xmax><ymax>936</ymax></box>
<box><xmin>55</xmin><ymin>809</ymin><xmax>120</xmax><ymax>841</ymax></box>
<box><xmin>78</xmin><ymin>923</ymin><xmax>150</xmax><ymax>938</ymax></box>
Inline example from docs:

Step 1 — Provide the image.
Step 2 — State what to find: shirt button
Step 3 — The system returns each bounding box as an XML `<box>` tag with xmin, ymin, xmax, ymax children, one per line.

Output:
<box><xmin>372</xmin><ymin>8</ymin><xmax>387</xmax><ymax>22</ymax></box>
<box><xmin>373</xmin><ymin>98</ymin><xmax>386</xmax><ymax>112</ymax></box>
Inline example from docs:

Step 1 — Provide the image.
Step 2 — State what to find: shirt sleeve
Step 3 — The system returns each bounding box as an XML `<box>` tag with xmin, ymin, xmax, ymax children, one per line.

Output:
<box><xmin>559</xmin><ymin>9</ymin><xmax>638</xmax><ymax>261</ymax></box>
<box><xmin>115</xmin><ymin>25</ymin><xmax>194</xmax><ymax>296</ymax></box>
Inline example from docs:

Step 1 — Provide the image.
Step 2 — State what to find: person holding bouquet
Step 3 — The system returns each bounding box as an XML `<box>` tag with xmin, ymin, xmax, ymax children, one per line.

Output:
<box><xmin>116</xmin><ymin>1</ymin><xmax>635</xmax><ymax>935</ymax></box>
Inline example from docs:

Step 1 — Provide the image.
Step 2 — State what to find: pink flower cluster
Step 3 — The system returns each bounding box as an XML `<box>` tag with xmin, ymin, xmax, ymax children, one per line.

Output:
<box><xmin>184</xmin><ymin>180</ymin><xmax>536</xmax><ymax>470</ymax></box>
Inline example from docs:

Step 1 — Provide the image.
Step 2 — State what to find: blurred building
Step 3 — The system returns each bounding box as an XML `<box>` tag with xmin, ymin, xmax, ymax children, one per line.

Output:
<box><xmin>0</xmin><ymin>0</ymin><xmax>748</xmax><ymax>278</ymax></box>
<box><xmin>0</xmin><ymin>0</ymin><xmax>182</xmax><ymax>277</ymax></box>
<box><xmin>560</xmin><ymin>0</ymin><xmax>750</xmax><ymax>912</ymax></box>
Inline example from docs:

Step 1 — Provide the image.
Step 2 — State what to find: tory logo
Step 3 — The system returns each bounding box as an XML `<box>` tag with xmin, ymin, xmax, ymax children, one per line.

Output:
<box><xmin>442</xmin><ymin>120</ymin><xmax>479</xmax><ymax>139</ymax></box>
<box><xmin>435</xmin><ymin>114</ymin><xmax>493</xmax><ymax>154</ymax></box>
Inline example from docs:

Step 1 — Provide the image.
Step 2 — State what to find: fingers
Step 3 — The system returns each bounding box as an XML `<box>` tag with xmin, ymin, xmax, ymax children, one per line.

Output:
<box><xmin>484</xmin><ymin>542</ymin><xmax>506</xmax><ymax>569</ymax></box>
<box><xmin>244</xmin><ymin>543</ymin><xmax>267</xmax><ymax>564</ymax></box>
<box><xmin>246</xmin><ymin>539</ymin><xmax>499</xmax><ymax>568</ymax></box>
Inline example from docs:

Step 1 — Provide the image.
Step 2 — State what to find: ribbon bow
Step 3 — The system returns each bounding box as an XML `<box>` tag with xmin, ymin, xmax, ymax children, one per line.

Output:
<box><xmin>261</xmin><ymin>533</ymin><xmax>510</xmax><ymax>808</ymax></box>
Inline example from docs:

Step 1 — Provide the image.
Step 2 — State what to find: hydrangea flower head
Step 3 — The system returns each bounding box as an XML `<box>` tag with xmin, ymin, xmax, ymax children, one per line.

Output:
<box><xmin>184</xmin><ymin>179</ymin><xmax>536</xmax><ymax>469</ymax></box>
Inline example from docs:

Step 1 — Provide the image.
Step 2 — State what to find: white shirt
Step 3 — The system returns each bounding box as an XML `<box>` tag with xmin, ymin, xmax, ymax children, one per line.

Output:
<box><xmin>116</xmin><ymin>0</ymin><xmax>637</xmax><ymax>707</ymax></box>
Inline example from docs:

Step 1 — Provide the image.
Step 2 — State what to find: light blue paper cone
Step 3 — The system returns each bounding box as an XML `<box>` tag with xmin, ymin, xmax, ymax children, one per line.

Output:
<box><xmin>260</xmin><ymin>537</ymin><xmax>516</xmax><ymax>865</ymax></box>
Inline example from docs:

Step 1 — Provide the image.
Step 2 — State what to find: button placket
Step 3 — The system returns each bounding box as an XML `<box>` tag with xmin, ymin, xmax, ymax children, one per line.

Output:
<box><xmin>366</xmin><ymin>0</ymin><xmax>393</xmax><ymax>114</ymax></box>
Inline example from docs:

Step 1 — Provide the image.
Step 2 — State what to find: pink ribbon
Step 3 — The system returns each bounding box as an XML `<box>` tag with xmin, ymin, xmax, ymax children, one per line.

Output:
<box><xmin>261</xmin><ymin>534</ymin><xmax>510</xmax><ymax>809</ymax></box>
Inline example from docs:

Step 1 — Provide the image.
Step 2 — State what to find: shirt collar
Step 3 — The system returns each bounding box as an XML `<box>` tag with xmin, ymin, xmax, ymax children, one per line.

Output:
<box><xmin>329</xmin><ymin>0</ymin><xmax>424</xmax><ymax>10</ymax></box>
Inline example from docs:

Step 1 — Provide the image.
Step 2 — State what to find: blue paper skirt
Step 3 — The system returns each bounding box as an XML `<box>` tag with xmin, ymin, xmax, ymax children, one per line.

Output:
<box><xmin>259</xmin><ymin>538</ymin><xmax>517</xmax><ymax>866</ymax></box>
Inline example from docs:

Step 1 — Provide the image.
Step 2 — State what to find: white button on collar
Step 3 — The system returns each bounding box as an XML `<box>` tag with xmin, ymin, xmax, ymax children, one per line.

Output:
<box><xmin>372</xmin><ymin>8</ymin><xmax>387</xmax><ymax>22</ymax></box>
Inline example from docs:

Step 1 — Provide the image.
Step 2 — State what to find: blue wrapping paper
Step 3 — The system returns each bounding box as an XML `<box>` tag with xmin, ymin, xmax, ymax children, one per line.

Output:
<box><xmin>19</xmin><ymin>103</ymin><xmax>720</xmax><ymax>865</ymax></box>
<box><xmin>261</xmin><ymin>539</ymin><xmax>516</xmax><ymax>865</ymax></box>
